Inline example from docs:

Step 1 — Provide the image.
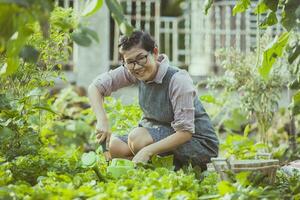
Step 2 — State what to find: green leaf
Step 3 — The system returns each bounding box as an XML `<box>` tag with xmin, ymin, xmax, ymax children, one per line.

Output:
<box><xmin>254</xmin><ymin>142</ymin><xmax>267</xmax><ymax>149</ymax></box>
<box><xmin>243</xmin><ymin>124</ymin><xmax>251</xmax><ymax>137</ymax></box>
<box><xmin>119</xmin><ymin>21</ymin><xmax>134</xmax><ymax>36</ymax></box>
<box><xmin>0</xmin><ymin>119</ymin><xmax>12</xmax><ymax>127</ymax></box>
<box><xmin>0</xmin><ymin>156</ymin><xmax>6</xmax><ymax>163</ymax></box>
<box><xmin>0</xmin><ymin>5</ymin><xmax>17</xmax><ymax>42</ymax></box>
<box><xmin>105</xmin><ymin>0</ymin><xmax>133</xmax><ymax>36</ymax></box>
<box><xmin>291</xmin><ymin>90</ymin><xmax>300</xmax><ymax>115</ymax></box>
<box><xmin>233</xmin><ymin>0</ymin><xmax>251</xmax><ymax>16</ymax></box>
<box><xmin>0</xmin><ymin>39</ymin><xmax>4</xmax><ymax>52</ymax></box>
<box><xmin>281</xmin><ymin>0</ymin><xmax>300</xmax><ymax>31</ymax></box>
<box><xmin>32</xmin><ymin>105</ymin><xmax>57</xmax><ymax>115</ymax></box>
<box><xmin>51</xmin><ymin>7</ymin><xmax>74</xmax><ymax>31</ymax></box>
<box><xmin>200</xmin><ymin>94</ymin><xmax>220</xmax><ymax>105</ymax></box>
<box><xmin>0</xmin><ymin>127</ymin><xmax>14</xmax><ymax>151</ymax></box>
<box><xmin>1</xmin><ymin>24</ymin><xmax>34</xmax><ymax>76</ymax></box>
<box><xmin>235</xmin><ymin>171</ymin><xmax>251</xmax><ymax>186</ymax></box>
<box><xmin>199</xmin><ymin>195</ymin><xmax>221</xmax><ymax>200</ymax></box>
<box><xmin>5</xmin><ymin>56</ymin><xmax>19</xmax><ymax>76</ymax></box>
<box><xmin>19</xmin><ymin>45</ymin><xmax>40</xmax><ymax>63</ymax></box>
<box><xmin>264</xmin><ymin>0</ymin><xmax>279</xmax><ymax>12</ymax></box>
<box><xmin>105</xmin><ymin>0</ymin><xmax>124</xmax><ymax>24</ymax></box>
<box><xmin>72</xmin><ymin>25</ymin><xmax>100</xmax><ymax>46</ymax></box>
<box><xmin>254</xmin><ymin>0</ymin><xmax>269</xmax><ymax>14</ymax></box>
<box><xmin>81</xmin><ymin>27</ymin><xmax>99</xmax><ymax>43</ymax></box>
<box><xmin>217</xmin><ymin>181</ymin><xmax>236</xmax><ymax>195</ymax></box>
<box><xmin>204</xmin><ymin>0</ymin><xmax>213</xmax><ymax>15</ymax></box>
<box><xmin>0</xmin><ymin>63</ymin><xmax>8</xmax><ymax>76</ymax></box>
<box><xmin>260</xmin><ymin>11</ymin><xmax>278</xmax><ymax>29</ymax></box>
<box><xmin>96</xmin><ymin>145</ymin><xmax>103</xmax><ymax>154</ymax></box>
<box><xmin>254</xmin><ymin>0</ymin><xmax>279</xmax><ymax>14</ymax></box>
<box><xmin>151</xmin><ymin>155</ymin><xmax>174</xmax><ymax>170</ymax></box>
<box><xmin>0</xmin><ymin>94</ymin><xmax>10</xmax><ymax>109</ymax></box>
<box><xmin>26</xmin><ymin>88</ymin><xmax>43</xmax><ymax>96</ymax></box>
<box><xmin>71</xmin><ymin>31</ymin><xmax>92</xmax><ymax>47</ymax></box>
<box><xmin>81</xmin><ymin>151</ymin><xmax>97</xmax><ymax>167</ymax></box>
<box><xmin>223</xmin><ymin>108</ymin><xmax>247</xmax><ymax>132</ymax></box>
<box><xmin>135</xmin><ymin>162</ymin><xmax>155</xmax><ymax>170</ymax></box>
<box><xmin>288</xmin><ymin>42</ymin><xmax>300</xmax><ymax>64</ymax></box>
<box><xmin>289</xmin><ymin>77</ymin><xmax>300</xmax><ymax>90</ymax></box>
<box><xmin>82</xmin><ymin>0</ymin><xmax>103</xmax><ymax>17</ymax></box>
<box><xmin>258</xmin><ymin>32</ymin><xmax>290</xmax><ymax>80</ymax></box>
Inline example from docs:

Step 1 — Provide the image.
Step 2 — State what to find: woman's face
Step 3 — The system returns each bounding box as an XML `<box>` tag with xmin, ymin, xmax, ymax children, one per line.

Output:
<box><xmin>122</xmin><ymin>47</ymin><xmax>158</xmax><ymax>81</ymax></box>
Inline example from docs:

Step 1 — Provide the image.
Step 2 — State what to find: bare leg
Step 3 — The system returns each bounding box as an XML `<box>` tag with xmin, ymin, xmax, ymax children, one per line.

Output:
<box><xmin>128</xmin><ymin>127</ymin><xmax>154</xmax><ymax>155</ymax></box>
<box><xmin>109</xmin><ymin>136</ymin><xmax>133</xmax><ymax>158</ymax></box>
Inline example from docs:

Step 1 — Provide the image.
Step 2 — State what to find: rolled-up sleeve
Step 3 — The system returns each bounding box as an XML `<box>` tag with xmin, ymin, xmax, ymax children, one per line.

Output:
<box><xmin>92</xmin><ymin>66</ymin><xmax>137</xmax><ymax>96</ymax></box>
<box><xmin>169</xmin><ymin>70</ymin><xmax>196</xmax><ymax>134</ymax></box>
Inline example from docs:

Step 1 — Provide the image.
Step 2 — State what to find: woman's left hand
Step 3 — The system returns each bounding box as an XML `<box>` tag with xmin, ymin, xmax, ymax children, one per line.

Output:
<box><xmin>132</xmin><ymin>147</ymin><xmax>153</xmax><ymax>163</ymax></box>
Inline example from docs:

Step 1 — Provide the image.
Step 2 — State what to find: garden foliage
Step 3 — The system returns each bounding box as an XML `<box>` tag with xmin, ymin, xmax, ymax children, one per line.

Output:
<box><xmin>0</xmin><ymin>0</ymin><xmax>300</xmax><ymax>199</ymax></box>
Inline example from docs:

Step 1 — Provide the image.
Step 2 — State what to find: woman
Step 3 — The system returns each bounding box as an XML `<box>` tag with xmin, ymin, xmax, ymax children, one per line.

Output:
<box><xmin>88</xmin><ymin>30</ymin><xmax>219</xmax><ymax>170</ymax></box>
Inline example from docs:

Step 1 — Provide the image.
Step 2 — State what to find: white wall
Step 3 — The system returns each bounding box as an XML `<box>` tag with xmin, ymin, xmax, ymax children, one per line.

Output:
<box><xmin>73</xmin><ymin>2</ymin><xmax>110</xmax><ymax>89</ymax></box>
<box><xmin>189</xmin><ymin>0</ymin><xmax>210</xmax><ymax>76</ymax></box>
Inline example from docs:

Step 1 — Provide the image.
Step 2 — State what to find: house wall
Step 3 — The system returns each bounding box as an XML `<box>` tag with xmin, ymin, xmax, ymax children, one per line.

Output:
<box><xmin>73</xmin><ymin>1</ymin><xmax>110</xmax><ymax>88</ymax></box>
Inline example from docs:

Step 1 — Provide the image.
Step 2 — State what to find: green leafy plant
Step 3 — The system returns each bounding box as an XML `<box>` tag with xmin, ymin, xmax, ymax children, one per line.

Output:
<box><xmin>81</xmin><ymin>151</ymin><xmax>106</xmax><ymax>182</ymax></box>
<box><xmin>104</xmin><ymin>97</ymin><xmax>142</xmax><ymax>136</ymax></box>
<box><xmin>49</xmin><ymin>86</ymin><xmax>94</xmax><ymax>147</ymax></box>
<box><xmin>221</xmin><ymin>133</ymin><xmax>266</xmax><ymax>159</ymax></box>
<box><xmin>205</xmin><ymin>38</ymin><xmax>287</xmax><ymax>145</ymax></box>
<box><xmin>0</xmin><ymin>7</ymin><xmax>76</xmax><ymax>161</ymax></box>
<box><xmin>0</xmin><ymin>0</ymin><xmax>55</xmax><ymax>76</ymax></box>
<box><xmin>214</xmin><ymin>170</ymin><xmax>300</xmax><ymax>200</ymax></box>
<box><xmin>105</xmin><ymin>0</ymin><xmax>133</xmax><ymax>35</ymax></box>
<box><xmin>7</xmin><ymin>146</ymin><xmax>81</xmax><ymax>185</ymax></box>
<box><xmin>151</xmin><ymin>155</ymin><xmax>174</xmax><ymax>170</ymax></box>
<box><xmin>204</xmin><ymin>0</ymin><xmax>300</xmax><ymax>153</ymax></box>
<box><xmin>0</xmin><ymin>0</ymin><xmax>133</xmax><ymax>76</ymax></box>
<box><xmin>71</xmin><ymin>24</ymin><xmax>99</xmax><ymax>47</ymax></box>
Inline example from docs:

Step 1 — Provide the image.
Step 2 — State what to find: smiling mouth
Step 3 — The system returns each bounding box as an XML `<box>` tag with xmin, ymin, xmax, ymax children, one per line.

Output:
<box><xmin>134</xmin><ymin>69</ymin><xmax>145</xmax><ymax>76</ymax></box>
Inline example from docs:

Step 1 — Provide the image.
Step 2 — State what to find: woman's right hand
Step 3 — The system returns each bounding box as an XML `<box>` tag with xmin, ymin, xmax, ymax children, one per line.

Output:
<box><xmin>95</xmin><ymin>119</ymin><xmax>111</xmax><ymax>147</ymax></box>
<box><xmin>88</xmin><ymin>84</ymin><xmax>111</xmax><ymax>148</ymax></box>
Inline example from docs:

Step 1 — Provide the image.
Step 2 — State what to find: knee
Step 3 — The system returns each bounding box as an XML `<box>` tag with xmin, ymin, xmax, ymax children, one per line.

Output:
<box><xmin>128</xmin><ymin>127</ymin><xmax>153</xmax><ymax>154</ymax></box>
<box><xmin>109</xmin><ymin>137</ymin><xmax>130</xmax><ymax>158</ymax></box>
<box><xmin>128</xmin><ymin>127</ymin><xmax>142</xmax><ymax>143</ymax></box>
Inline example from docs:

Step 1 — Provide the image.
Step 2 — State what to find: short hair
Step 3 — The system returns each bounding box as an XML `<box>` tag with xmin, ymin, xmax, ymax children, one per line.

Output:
<box><xmin>118</xmin><ymin>30</ymin><xmax>156</xmax><ymax>54</ymax></box>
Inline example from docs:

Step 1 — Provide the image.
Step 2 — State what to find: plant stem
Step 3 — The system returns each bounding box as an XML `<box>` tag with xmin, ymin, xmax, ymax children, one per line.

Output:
<box><xmin>288</xmin><ymin>87</ymin><xmax>297</xmax><ymax>153</ymax></box>
<box><xmin>38</xmin><ymin>95</ymin><xmax>41</xmax><ymax>134</ymax></box>
<box><xmin>92</xmin><ymin>167</ymin><xmax>106</xmax><ymax>182</ymax></box>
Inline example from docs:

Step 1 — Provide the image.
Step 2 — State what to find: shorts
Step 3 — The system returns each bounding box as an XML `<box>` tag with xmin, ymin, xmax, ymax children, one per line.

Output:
<box><xmin>116</xmin><ymin>125</ymin><xmax>218</xmax><ymax>171</ymax></box>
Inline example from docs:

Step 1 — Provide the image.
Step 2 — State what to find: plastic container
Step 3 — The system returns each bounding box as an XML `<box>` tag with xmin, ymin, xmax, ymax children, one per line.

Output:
<box><xmin>107</xmin><ymin>158</ymin><xmax>135</xmax><ymax>179</ymax></box>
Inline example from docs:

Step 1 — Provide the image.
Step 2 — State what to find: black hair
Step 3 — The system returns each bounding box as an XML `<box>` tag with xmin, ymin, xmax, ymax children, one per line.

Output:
<box><xmin>118</xmin><ymin>30</ymin><xmax>156</xmax><ymax>53</ymax></box>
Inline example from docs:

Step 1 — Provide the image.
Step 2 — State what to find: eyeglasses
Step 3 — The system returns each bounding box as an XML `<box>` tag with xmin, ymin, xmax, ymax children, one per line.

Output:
<box><xmin>122</xmin><ymin>53</ymin><xmax>149</xmax><ymax>71</ymax></box>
